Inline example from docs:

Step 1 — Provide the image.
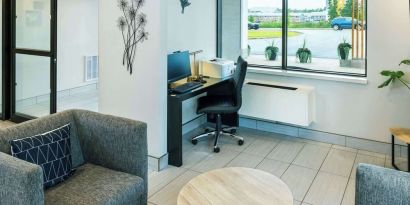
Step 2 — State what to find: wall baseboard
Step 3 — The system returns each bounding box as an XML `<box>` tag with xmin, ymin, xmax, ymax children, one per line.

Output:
<box><xmin>148</xmin><ymin>153</ymin><xmax>169</xmax><ymax>172</ymax></box>
<box><xmin>240</xmin><ymin>117</ymin><xmax>407</xmax><ymax>158</ymax></box>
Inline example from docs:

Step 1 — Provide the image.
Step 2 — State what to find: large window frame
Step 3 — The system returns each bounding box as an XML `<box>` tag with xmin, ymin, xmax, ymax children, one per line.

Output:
<box><xmin>217</xmin><ymin>0</ymin><xmax>368</xmax><ymax>78</ymax></box>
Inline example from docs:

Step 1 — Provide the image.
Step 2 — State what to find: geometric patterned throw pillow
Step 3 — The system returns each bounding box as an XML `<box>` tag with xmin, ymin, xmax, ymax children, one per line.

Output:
<box><xmin>10</xmin><ymin>124</ymin><xmax>74</xmax><ymax>188</ymax></box>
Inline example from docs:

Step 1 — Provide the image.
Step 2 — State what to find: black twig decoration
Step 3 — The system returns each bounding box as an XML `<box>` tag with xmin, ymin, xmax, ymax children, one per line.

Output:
<box><xmin>180</xmin><ymin>0</ymin><xmax>191</xmax><ymax>14</ymax></box>
<box><xmin>117</xmin><ymin>0</ymin><xmax>148</xmax><ymax>75</ymax></box>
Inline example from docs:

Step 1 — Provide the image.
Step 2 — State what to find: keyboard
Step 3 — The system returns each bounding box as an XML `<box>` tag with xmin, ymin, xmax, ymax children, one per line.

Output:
<box><xmin>172</xmin><ymin>82</ymin><xmax>203</xmax><ymax>94</ymax></box>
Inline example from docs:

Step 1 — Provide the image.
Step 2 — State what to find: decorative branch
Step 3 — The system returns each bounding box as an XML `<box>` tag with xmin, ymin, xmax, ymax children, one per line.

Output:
<box><xmin>180</xmin><ymin>0</ymin><xmax>191</xmax><ymax>14</ymax></box>
<box><xmin>117</xmin><ymin>0</ymin><xmax>148</xmax><ymax>75</ymax></box>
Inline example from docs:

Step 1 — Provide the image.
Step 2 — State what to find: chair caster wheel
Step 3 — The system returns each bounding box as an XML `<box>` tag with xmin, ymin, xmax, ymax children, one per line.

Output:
<box><xmin>214</xmin><ymin>147</ymin><xmax>220</xmax><ymax>153</ymax></box>
<box><xmin>230</xmin><ymin>129</ymin><xmax>237</xmax><ymax>134</ymax></box>
<box><xmin>238</xmin><ymin>140</ymin><xmax>244</xmax><ymax>146</ymax></box>
<box><xmin>192</xmin><ymin>139</ymin><xmax>198</xmax><ymax>145</ymax></box>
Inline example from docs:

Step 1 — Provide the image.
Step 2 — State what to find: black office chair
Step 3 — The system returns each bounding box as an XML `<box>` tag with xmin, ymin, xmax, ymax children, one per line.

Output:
<box><xmin>191</xmin><ymin>56</ymin><xmax>248</xmax><ymax>153</ymax></box>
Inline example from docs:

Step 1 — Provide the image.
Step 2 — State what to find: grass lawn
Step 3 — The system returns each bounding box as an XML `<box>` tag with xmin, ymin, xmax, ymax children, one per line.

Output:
<box><xmin>248</xmin><ymin>30</ymin><xmax>301</xmax><ymax>39</ymax></box>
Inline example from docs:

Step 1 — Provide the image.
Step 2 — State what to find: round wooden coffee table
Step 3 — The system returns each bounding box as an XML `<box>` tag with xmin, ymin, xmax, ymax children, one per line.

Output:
<box><xmin>178</xmin><ymin>167</ymin><xmax>293</xmax><ymax>205</ymax></box>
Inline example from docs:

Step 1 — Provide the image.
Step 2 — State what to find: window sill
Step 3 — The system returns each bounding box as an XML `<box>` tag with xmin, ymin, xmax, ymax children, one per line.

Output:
<box><xmin>247</xmin><ymin>67</ymin><xmax>368</xmax><ymax>85</ymax></box>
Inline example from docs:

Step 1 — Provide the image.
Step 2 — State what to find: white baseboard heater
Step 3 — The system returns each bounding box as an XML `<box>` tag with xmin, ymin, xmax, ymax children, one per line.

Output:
<box><xmin>239</xmin><ymin>80</ymin><xmax>315</xmax><ymax>127</ymax></box>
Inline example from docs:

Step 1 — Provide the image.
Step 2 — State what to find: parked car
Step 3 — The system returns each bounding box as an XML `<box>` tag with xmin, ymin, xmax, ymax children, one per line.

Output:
<box><xmin>331</xmin><ymin>17</ymin><xmax>364</xmax><ymax>30</ymax></box>
<box><xmin>248</xmin><ymin>22</ymin><xmax>260</xmax><ymax>30</ymax></box>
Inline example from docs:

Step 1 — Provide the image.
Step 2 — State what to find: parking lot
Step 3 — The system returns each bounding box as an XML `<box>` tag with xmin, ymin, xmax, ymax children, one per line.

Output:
<box><xmin>248</xmin><ymin>28</ymin><xmax>366</xmax><ymax>59</ymax></box>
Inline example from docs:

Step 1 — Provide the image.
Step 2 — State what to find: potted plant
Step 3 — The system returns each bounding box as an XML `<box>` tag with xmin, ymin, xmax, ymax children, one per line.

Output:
<box><xmin>379</xmin><ymin>59</ymin><xmax>410</xmax><ymax>90</ymax></box>
<box><xmin>338</xmin><ymin>39</ymin><xmax>352</xmax><ymax>60</ymax></box>
<box><xmin>296</xmin><ymin>39</ymin><xmax>312</xmax><ymax>63</ymax></box>
<box><xmin>265</xmin><ymin>40</ymin><xmax>279</xmax><ymax>61</ymax></box>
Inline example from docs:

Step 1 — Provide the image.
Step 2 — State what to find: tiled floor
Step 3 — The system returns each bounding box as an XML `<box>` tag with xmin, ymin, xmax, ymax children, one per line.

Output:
<box><xmin>148</xmin><ymin>127</ymin><xmax>408</xmax><ymax>205</ymax></box>
<box><xmin>15</xmin><ymin>88</ymin><xmax>98</xmax><ymax>118</ymax></box>
<box><xmin>0</xmin><ymin>118</ymin><xmax>407</xmax><ymax>205</ymax></box>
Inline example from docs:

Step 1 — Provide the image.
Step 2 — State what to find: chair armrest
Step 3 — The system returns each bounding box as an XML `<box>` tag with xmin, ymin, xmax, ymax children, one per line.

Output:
<box><xmin>0</xmin><ymin>152</ymin><xmax>44</xmax><ymax>205</ymax></box>
<box><xmin>356</xmin><ymin>164</ymin><xmax>410</xmax><ymax>205</ymax></box>
<box><xmin>73</xmin><ymin>110</ymin><xmax>148</xmax><ymax>181</ymax></box>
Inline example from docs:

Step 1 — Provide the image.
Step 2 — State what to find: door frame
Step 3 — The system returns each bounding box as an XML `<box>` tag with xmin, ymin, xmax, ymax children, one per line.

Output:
<box><xmin>2</xmin><ymin>0</ymin><xmax>12</xmax><ymax>120</ymax></box>
<box><xmin>9</xmin><ymin>0</ymin><xmax>57</xmax><ymax>122</ymax></box>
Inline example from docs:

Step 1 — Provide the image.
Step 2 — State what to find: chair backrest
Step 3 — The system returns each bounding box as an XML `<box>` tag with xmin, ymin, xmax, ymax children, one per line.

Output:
<box><xmin>232</xmin><ymin>56</ymin><xmax>248</xmax><ymax>110</ymax></box>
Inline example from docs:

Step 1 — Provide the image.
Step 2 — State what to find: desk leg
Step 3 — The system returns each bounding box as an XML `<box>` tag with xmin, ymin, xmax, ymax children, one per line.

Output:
<box><xmin>408</xmin><ymin>144</ymin><xmax>410</xmax><ymax>172</ymax></box>
<box><xmin>392</xmin><ymin>135</ymin><xmax>399</xmax><ymax>170</ymax></box>
<box><xmin>168</xmin><ymin>97</ymin><xmax>183</xmax><ymax>167</ymax></box>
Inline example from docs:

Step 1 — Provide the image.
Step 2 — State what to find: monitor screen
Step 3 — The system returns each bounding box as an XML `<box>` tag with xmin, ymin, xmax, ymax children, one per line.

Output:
<box><xmin>168</xmin><ymin>51</ymin><xmax>192</xmax><ymax>84</ymax></box>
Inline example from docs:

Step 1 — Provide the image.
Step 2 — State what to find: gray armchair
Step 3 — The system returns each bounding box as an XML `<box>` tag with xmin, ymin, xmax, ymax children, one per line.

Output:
<box><xmin>0</xmin><ymin>110</ymin><xmax>148</xmax><ymax>205</ymax></box>
<box><xmin>356</xmin><ymin>164</ymin><xmax>410</xmax><ymax>205</ymax></box>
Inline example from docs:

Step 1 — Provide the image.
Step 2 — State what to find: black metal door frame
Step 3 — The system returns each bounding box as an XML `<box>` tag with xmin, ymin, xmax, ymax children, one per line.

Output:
<box><xmin>9</xmin><ymin>0</ymin><xmax>57</xmax><ymax>122</ymax></box>
<box><xmin>2</xmin><ymin>0</ymin><xmax>12</xmax><ymax>120</ymax></box>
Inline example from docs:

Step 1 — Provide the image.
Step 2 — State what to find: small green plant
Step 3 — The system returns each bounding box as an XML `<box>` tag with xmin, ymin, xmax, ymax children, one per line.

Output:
<box><xmin>296</xmin><ymin>39</ymin><xmax>312</xmax><ymax>63</ymax></box>
<box><xmin>338</xmin><ymin>39</ymin><xmax>352</xmax><ymax>60</ymax></box>
<box><xmin>265</xmin><ymin>40</ymin><xmax>279</xmax><ymax>61</ymax></box>
<box><xmin>379</xmin><ymin>59</ymin><xmax>410</xmax><ymax>90</ymax></box>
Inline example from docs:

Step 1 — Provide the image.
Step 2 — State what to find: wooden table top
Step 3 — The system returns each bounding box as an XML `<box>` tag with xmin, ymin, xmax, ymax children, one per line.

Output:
<box><xmin>177</xmin><ymin>167</ymin><xmax>293</xmax><ymax>205</ymax></box>
<box><xmin>391</xmin><ymin>128</ymin><xmax>410</xmax><ymax>144</ymax></box>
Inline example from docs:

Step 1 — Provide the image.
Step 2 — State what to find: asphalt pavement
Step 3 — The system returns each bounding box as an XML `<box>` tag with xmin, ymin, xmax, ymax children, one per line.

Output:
<box><xmin>248</xmin><ymin>29</ymin><xmax>366</xmax><ymax>59</ymax></box>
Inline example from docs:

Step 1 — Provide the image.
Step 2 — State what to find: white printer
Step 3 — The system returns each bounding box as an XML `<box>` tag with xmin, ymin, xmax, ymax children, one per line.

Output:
<box><xmin>201</xmin><ymin>58</ymin><xmax>235</xmax><ymax>79</ymax></box>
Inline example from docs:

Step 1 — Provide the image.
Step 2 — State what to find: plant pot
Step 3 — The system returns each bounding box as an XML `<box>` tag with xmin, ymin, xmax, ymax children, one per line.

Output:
<box><xmin>266</xmin><ymin>52</ymin><xmax>277</xmax><ymax>61</ymax></box>
<box><xmin>338</xmin><ymin>47</ymin><xmax>350</xmax><ymax>60</ymax></box>
<box><xmin>339</xmin><ymin>59</ymin><xmax>351</xmax><ymax>67</ymax></box>
<box><xmin>298</xmin><ymin>52</ymin><xmax>310</xmax><ymax>63</ymax></box>
<box><xmin>351</xmin><ymin>59</ymin><xmax>365</xmax><ymax>68</ymax></box>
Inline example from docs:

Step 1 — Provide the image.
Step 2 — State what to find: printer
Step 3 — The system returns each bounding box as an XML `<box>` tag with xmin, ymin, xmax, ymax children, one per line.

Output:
<box><xmin>201</xmin><ymin>58</ymin><xmax>236</xmax><ymax>79</ymax></box>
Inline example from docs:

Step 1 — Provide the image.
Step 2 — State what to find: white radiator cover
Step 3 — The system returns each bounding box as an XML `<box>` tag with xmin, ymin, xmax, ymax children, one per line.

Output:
<box><xmin>239</xmin><ymin>80</ymin><xmax>315</xmax><ymax>127</ymax></box>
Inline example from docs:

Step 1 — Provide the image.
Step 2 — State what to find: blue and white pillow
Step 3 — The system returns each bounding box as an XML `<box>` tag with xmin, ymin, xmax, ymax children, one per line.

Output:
<box><xmin>10</xmin><ymin>124</ymin><xmax>74</xmax><ymax>188</ymax></box>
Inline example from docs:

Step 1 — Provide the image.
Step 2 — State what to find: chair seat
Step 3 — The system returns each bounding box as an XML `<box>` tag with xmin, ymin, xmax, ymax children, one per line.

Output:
<box><xmin>45</xmin><ymin>163</ymin><xmax>144</xmax><ymax>205</ymax></box>
<box><xmin>197</xmin><ymin>95</ymin><xmax>237</xmax><ymax>114</ymax></box>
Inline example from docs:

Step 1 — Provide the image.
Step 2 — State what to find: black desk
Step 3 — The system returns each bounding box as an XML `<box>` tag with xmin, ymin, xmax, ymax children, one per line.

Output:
<box><xmin>167</xmin><ymin>77</ymin><xmax>232</xmax><ymax>167</ymax></box>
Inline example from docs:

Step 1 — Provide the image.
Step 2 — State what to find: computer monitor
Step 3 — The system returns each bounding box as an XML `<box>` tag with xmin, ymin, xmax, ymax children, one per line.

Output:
<box><xmin>168</xmin><ymin>51</ymin><xmax>192</xmax><ymax>84</ymax></box>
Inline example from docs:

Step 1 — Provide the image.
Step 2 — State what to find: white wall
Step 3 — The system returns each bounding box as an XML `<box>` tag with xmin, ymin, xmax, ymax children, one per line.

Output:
<box><xmin>99</xmin><ymin>0</ymin><xmax>168</xmax><ymax>158</ymax></box>
<box><xmin>57</xmin><ymin>0</ymin><xmax>99</xmax><ymax>91</ymax></box>
<box><xmin>167</xmin><ymin>0</ymin><xmax>216</xmax><ymax>61</ymax></box>
<box><xmin>166</xmin><ymin>0</ymin><xmax>217</xmax><ymax>124</ymax></box>
<box><xmin>246</xmin><ymin>0</ymin><xmax>410</xmax><ymax>143</ymax></box>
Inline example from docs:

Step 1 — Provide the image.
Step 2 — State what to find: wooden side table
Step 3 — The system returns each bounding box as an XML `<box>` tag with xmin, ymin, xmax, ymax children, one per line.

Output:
<box><xmin>390</xmin><ymin>128</ymin><xmax>410</xmax><ymax>172</ymax></box>
<box><xmin>178</xmin><ymin>167</ymin><xmax>293</xmax><ymax>205</ymax></box>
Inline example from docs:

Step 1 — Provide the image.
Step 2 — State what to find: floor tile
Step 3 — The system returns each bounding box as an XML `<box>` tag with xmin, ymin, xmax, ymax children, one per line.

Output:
<box><xmin>341</xmin><ymin>179</ymin><xmax>355</xmax><ymax>205</ymax></box>
<box><xmin>350</xmin><ymin>154</ymin><xmax>385</xmax><ymax>179</ymax></box>
<box><xmin>332</xmin><ymin>145</ymin><xmax>358</xmax><ymax>153</ymax></box>
<box><xmin>218</xmin><ymin>133</ymin><xmax>255</xmax><ymax>152</ymax></box>
<box><xmin>321</xmin><ymin>149</ymin><xmax>357</xmax><ymax>177</ymax></box>
<box><xmin>267</xmin><ymin>140</ymin><xmax>305</xmax><ymax>163</ymax></box>
<box><xmin>304</xmin><ymin>172</ymin><xmax>349</xmax><ymax>205</ymax></box>
<box><xmin>385</xmin><ymin>156</ymin><xmax>408</xmax><ymax>171</ymax></box>
<box><xmin>358</xmin><ymin>150</ymin><xmax>386</xmax><ymax>159</ymax></box>
<box><xmin>181</xmin><ymin>146</ymin><xmax>211</xmax><ymax>169</ymax></box>
<box><xmin>149</xmin><ymin>170</ymin><xmax>200</xmax><ymax>205</ymax></box>
<box><xmin>281</xmin><ymin>165</ymin><xmax>318</xmax><ymax>201</ymax></box>
<box><xmin>297</xmin><ymin>138</ymin><xmax>332</xmax><ymax>148</ymax></box>
<box><xmin>190</xmin><ymin>148</ymin><xmax>240</xmax><ymax>173</ymax></box>
<box><xmin>225</xmin><ymin>152</ymin><xmax>264</xmax><ymax>168</ymax></box>
<box><xmin>256</xmin><ymin>158</ymin><xmax>290</xmax><ymax>177</ymax></box>
<box><xmin>293</xmin><ymin>144</ymin><xmax>330</xmax><ymax>170</ymax></box>
<box><xmin>242</xmin><ymin>138</ymin><xmax>280</xmax><ymax>157</ymax></box>
<box><xmin>148</xmin><ymin>166</ymin><xmax>187</xmax><ymax>197</ymax></box>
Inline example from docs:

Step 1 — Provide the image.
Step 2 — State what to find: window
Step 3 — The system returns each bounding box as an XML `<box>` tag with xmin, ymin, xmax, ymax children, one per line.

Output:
<box><xmin>218</xmin><ymin>0</ymin><xmax>367</xmax><ymax>77</ymax></box>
